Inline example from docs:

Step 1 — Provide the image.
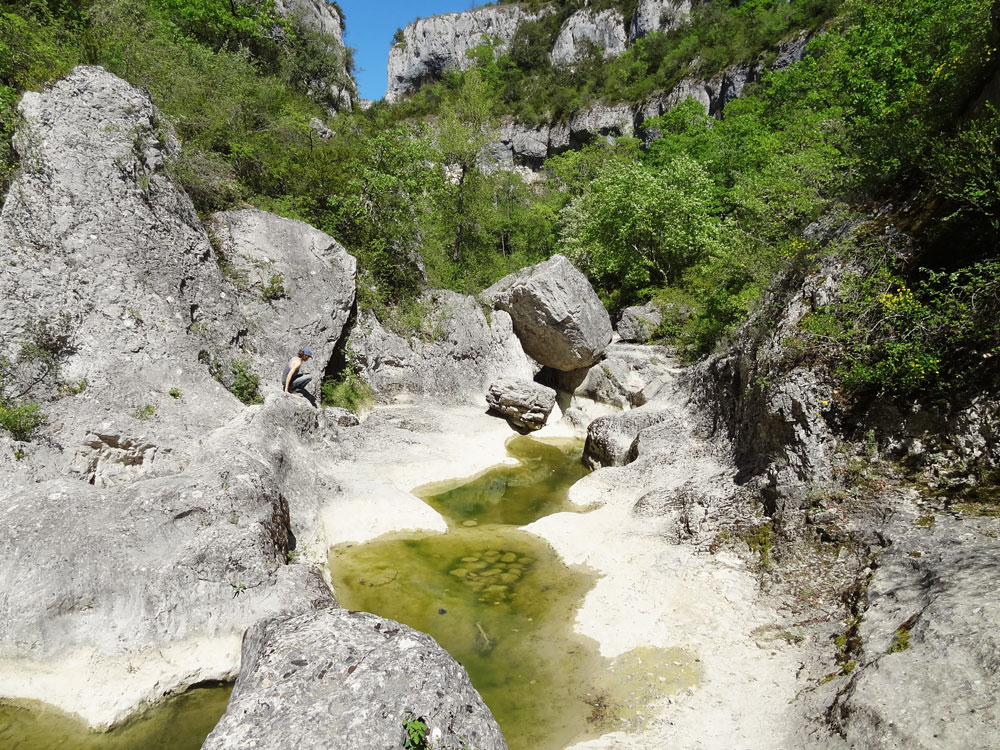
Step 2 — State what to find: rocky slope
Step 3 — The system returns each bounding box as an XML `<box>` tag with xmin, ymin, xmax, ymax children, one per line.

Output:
<box><xmin>387</xmin><ymin>1</ymin><xmax>808</xmax><ymax>167</ymax></box>
<box><xmin>0</xmin><ymin>65</ymin><xmax>503</xmax><ymax>739</ymax></box>
<box><xmin>493</xmin><ymin>29</ymin><xmax>809</xmax><ymax>167</ymax></box>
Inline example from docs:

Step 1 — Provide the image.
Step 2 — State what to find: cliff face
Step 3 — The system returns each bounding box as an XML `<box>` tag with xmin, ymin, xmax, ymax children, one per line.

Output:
<box><xmin>550</xmin><ymin>8</ymin><xmax>628</xmax><ymax>66</ymax></box>
<box><xmin>386</xmin><ymin>5</ymin><xmax>548</xmax><ymax>102</ymax></box>
<box><xmin>274</xmin><ymin>0</ymin><xmax>356</xmax><ymax>111</ymax></box>
<box><xmin>275</xmin><ymin>0</ymin><xmax>344</xmax><ymax>46</ymax></box>
<box><xmin>492</xmin><ymin>30</ymin><xmax>810</xmax><ymax>168</ymax></box>
<box><xmin>629</xmin><ymin>0</ymin><xmax>694</xmax><ymax>41</ymax></box>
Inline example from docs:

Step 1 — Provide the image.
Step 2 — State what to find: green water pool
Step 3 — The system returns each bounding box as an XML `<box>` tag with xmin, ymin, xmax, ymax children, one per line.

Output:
<box><xmin>0</xmin><ymin>682</ymin><xmax>232</xmax><ymax>750</ymax></box>
<box><xmin>329</xmin><ymin>435</ymin><xmax>701</xmax><ymax>750</ymax></box>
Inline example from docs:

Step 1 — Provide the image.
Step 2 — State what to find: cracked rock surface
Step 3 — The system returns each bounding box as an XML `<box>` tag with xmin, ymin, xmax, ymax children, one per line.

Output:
<box><xmin>203</xmin><ymin>608</ymin><xmax>507</xmax><ymax>750</ymax></box>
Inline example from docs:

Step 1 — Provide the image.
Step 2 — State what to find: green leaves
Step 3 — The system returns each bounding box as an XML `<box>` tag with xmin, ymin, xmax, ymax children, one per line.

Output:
<box><xmin>561</xmin><ymin>155</ymin><xmax>724</xmax><ymax>306</ymax></box>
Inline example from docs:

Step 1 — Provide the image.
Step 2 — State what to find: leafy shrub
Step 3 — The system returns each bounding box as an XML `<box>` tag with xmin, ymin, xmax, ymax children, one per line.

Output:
<box><xmin>259</xmin><ymin>273</ymin><xmax>287</xmax><ymax>302</ymax></box>
<box><xmin>560</xmin><ymin>155</ymin><xmax>725</xmax><ymax>308</ymax></box>
<box><xmin>805</xmin><ymin>258</ymin><xmax>1000</xmax><ymax>398</ymax></box>
<box><xmin>229</xmin><ymin>358</ymin><xmax>263</xmax><ymax>405</ymax></box>
<box><xmin>320</xmin><ymin>371</ymin><xmax>372</xmax><ymax>414</ymax></box>
<box><xmin>0</xmin><ymin>398</ymin><xmax>46</xmax><ymax>441</ymax></box>
<box><xmin>200</xmin><ymin>350</ymin><xmax>263</xmax><ymax>405</ymax></box>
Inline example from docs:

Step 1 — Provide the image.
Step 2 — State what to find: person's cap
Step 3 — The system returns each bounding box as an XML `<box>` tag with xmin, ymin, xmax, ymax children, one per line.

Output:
<box><xmin>302</xmin><ymin>347</ymin><xmax>313</xmax><ymax>356</ymax></box>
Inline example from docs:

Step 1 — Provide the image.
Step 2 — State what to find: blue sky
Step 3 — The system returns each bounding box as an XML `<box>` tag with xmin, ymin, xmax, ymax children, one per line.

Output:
<box><xmin>338</xmin><ymin>0</ymin><xmax>481</xmax><ymax>101</ymax></box>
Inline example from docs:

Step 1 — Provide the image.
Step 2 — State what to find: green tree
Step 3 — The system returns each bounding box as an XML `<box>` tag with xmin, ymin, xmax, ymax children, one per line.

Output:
<box><xmin>561</xmin><ymin>155</ymin><xmax>723</xmax><ymax>306</ymax></box>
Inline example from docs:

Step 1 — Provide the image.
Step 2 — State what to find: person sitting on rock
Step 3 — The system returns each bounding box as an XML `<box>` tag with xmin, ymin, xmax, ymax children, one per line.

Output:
<box><xmin>282</xmin><ymin>347</ymin><xmax>317</xmax><ymax>407</ymax></box>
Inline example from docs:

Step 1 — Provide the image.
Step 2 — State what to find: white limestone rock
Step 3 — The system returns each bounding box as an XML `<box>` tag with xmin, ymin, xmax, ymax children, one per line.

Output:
<box><xmin>550</xmin><ymin>8</ymin><xmax>628</xmax><ymax>66</ymax></box>
<box><xmin>482</xmin><ymin>255</ymin><xmax>612</xmax><ymax>372</ymax></box>
<box><xmin>486</xmin><ymin>376</ymin><xmax>557</xmax><ymax>431</ymax></box>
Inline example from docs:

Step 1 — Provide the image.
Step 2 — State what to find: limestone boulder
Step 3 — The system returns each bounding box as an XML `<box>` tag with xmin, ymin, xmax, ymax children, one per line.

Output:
<box><xmin>482</xmin><ymin>255</ymin><xmax>612</xmax><ymax>371</ymax></box>
<box><xmin>830</xmin><ymin>510</ymin><xmax>1000</xmax><ymax>747</ymax></box>
<box><xmin>552</xmin><ymin>343</ymin><xmax>676</xmax><ymax>409</ymax></box>
<box><xmin>0</xmin><ymin>396</ymin><xmax>336</xmax><ymax>728</ymax></box>
<box><xmin>486</xmin><ymin>377</ymin><xmax>557</xmax><ymax>431</ymax></box>
<box><xmin>348</xmin><ymin>290</ymin><xmax>533</xmax><ymax>403</ymax></box>
<box><xmin>617</xmin><ymin>301</ymin><xmax>664</xmax><ymax>343</ymax></box>
<box><xmin>207</xmin><ymin>209</ymin><xmax>356</xmax><ymax>396</ymax></box>
<box><xmin>0</xmin><ymin>66</ymin><xmax>244</xmax><ymax>480</ymax></box>
<box><xmin>583</xmin><ymin>408</ymin><xmax>673</xmax><ymax>469</ymax></box>
<box><xmin>203</xmin><ymin>609</ymin><xmax>508</xmax><ymax>750</ymax></box>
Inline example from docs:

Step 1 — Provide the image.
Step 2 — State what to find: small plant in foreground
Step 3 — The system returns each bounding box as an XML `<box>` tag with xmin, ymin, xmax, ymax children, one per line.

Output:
<box><xmin>135</xmin><ymin>403</ymin><xmax>158</xmax><ymax>420</ymax></box>
<box><xmin>402</xmin><ymin>711</ymin><xmax>429</xmax><ymax>750</ymax></box>
<box><xmin>260</xmin><ymin>273</ymin><xmax>287</xmax><ymax>302</ymax></box>
<box><xmin>230</xmin><ymin>359</ymin><xmax>263</xmax><ymax>405</ymax></box>
<box><xmin>0</xmin><ymin>400</ymin><xmax>47</xmax><ymax>441</ymax></box>
<box><xmin>169</xmin><ymin>387</ymin><xmax>182</xmax><ymax>399</ymax></box>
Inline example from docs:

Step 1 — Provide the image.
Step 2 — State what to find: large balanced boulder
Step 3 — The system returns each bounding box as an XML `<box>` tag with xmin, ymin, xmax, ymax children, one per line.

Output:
<box><xmin>482</xmin><ymin>255</ymin><xmax>612</xmax><ymax>372</ymax></box>
<box><xmin>203</xmin><ymin>608</ymin><xmax>508</xmax><ymax>750</ymax></box>
<box><xmin>486</xmin><ymin>377</ymin><xmax>557</xmax><ymax>431</ymax></box>
<box><xmin>208</xmin><ymin>209</ymin><xmax>356</xmax><ymax>395</ymax></box>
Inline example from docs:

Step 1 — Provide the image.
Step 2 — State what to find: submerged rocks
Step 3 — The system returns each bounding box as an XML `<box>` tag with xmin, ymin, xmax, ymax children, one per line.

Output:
<box><xmin>486</xmin><ymin>377</ymin><xmax>557</xmax><ymax>431</ymax></box>
<box><xmin>482</xmin><ymin>255</ymin><xmax>612</xmax><ymax>371</ymax></box>
<box><xmin>203</xmin><ymin>609</ymin><xmax>507</xmax><ymax>750</ymax></box>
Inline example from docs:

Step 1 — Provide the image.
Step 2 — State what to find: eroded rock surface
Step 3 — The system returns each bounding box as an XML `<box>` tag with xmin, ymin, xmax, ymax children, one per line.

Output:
<box><xmin>349</xmin><ymin>290</ymin><xmax>533</xmax><ymax>403</ymax></box>
<box><xmin>0</xmin><ymin>396</ymin><xmax>336</xmax><ymax>727</ymax></box>
<box><xmin>482</xmin><ymin>254</ymin><xmax>612</xmax><ymax>371</ymax></box>
<box><xmin>0</xmin><ymin>66</ymin><xmax>244</xmax><ymax>481</ymax></box>
<box><xmin>387</xmin><ymin>6</ymin><xmax>545</xmax><ymax>101</ymax></box>
<box><xmin>203</xmin><ymin>609</ymin><xmax>507</xmax><ymax>750</ymax></box>
<box><xmin>551</xmin><ymin>8</ymin><xmax>627</xmax><ymax>66</ymax></box>
<box><xmin>486</xmin><ymin>377</ymin><xmax>557</xmax><ymax>430</ymax></box>
<box><xmin>207</xmin><ymin>209</ymin><xmax>356</xmax><ymax>394</ymax></box>
<box><xmin>830</xmin><ymin>508</ymin><xmax>1000</xmax><ymax>747</ymax></box>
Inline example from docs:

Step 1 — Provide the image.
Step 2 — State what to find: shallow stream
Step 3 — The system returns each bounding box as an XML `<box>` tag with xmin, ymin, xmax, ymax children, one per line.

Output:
<box><xmin>0</xmin><ymin>683</ymin><xmax>231</xmax><ymax>750</ymax></box>
<box><xmin>328</xmin><ymin>435</ymin><xmax>701</xmax><ymax>750</ymax></box>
